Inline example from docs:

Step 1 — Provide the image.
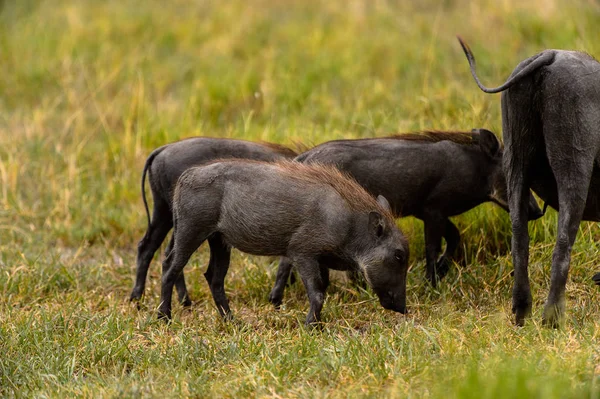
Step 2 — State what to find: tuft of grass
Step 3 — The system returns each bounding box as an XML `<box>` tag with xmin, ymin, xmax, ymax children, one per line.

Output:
<box><xmin>1</xmin><ymin>0</ymin><xmax>600</xmax><ymax>397</ymax></box>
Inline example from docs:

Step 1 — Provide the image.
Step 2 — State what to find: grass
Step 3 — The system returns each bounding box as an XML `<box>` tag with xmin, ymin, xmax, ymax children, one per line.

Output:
<box><xmin>1</xmin><ymin>0</ymin><xmax>600</xmax><ymax>397</ymax></box>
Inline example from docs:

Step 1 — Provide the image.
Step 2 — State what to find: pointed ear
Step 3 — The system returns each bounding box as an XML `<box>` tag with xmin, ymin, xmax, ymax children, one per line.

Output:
<box><xmin>475</xmin><ymin>128</ymin><xmax>501</xmax><ymax>158</ymax></box>
<box><xmin>376</xmin><ymin>195</ymin><xmax>392</xmax><ymax>213</ymax></box>
<box><xmin>369</xmin><ymin>211</ymin><xmax>385</xmax><ymax>238</ymax></box>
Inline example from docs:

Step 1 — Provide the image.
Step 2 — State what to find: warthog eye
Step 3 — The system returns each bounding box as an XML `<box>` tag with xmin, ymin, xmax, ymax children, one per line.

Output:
<box><xmin>394</xmin><ymin>249</ymin><xmax>405</xmax><ymax>263</ymax></box>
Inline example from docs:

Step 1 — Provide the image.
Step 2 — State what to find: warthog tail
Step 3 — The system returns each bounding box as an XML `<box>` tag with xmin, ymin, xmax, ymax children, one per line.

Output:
<box><xmin>141</xmin><ymin>145</ymin><xmax>168</xmax><ymax>231</ymax></box>
<box><xmin>457</xmin><ymin>35</ymin><xmax>556</xmax><ymax>94</ymax></box>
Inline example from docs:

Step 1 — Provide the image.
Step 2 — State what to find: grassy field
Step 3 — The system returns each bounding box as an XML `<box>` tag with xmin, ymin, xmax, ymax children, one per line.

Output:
<box><xmin>1</xmin><ymin>0</ymin><xmax>600</xmax><ymax>397</ymax></box>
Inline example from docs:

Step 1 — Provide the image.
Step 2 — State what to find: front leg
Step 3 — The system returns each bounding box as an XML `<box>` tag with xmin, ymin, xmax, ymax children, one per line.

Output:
<box><xmin>294</xmin><ymin>257</ymin><xmax>329</xmax><ymax>325</ymax></box>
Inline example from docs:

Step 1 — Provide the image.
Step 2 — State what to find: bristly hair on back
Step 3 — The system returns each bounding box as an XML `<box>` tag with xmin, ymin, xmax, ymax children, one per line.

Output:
<box><xmin>274</xmin><ymin>160</ymin><xmax>395</xmax><ymax>219</ymax></box>
<box><xmin>385</xmin><ymin>130</ymin><xmax>478</xmax><ymax>145</ymax></box>
<box><xmin>181</xmin><ymin>158</ymin><xmax>394</xmax><ymax>218</ymax></box>
<box><xmin>259</xmin><ymin>142</ymin><xmax>299</xmax><ymax>158</ymax></box>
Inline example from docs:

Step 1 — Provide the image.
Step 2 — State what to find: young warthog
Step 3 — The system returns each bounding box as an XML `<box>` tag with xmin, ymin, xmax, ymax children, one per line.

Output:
<box><xmin>459</xmin><ymin>36</ymin><xmax>600</xmax><ymax>327</ymax></box>
<box><xmin>268</xmin><ymin>129</ymin><xmax>543</xmax><ymax>307</ymax></box>
<box><xmin>160</xmin><ymin>160</ymin><xmax>409</xmax><ymax>324</ymax></box>
<box><xmin>129</xmin><ymin>137</ymin><xmax>297</xmax><ymax>306</ymax></box>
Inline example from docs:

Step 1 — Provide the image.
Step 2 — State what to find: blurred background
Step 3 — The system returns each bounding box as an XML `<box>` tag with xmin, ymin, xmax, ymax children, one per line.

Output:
<box><xmin>2</xmin><ymin>1</ymin><xmax>600</xmax><ymax>397</ymax></box>
<box><xmin>0</xmin><ymin>0</ymin><xmax>598</xmax><ymax>248</ymax></box>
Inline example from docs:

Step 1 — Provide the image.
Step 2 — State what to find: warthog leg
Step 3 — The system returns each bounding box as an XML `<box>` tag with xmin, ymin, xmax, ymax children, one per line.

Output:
<box><xmin>423</xmin><ymin>213</ymin><xmax>445</xmax><ymax>287</ymax></box>
<box><xmin>269</xmin><ymin>257</ymin><xmax>295</xmax><ymax>308</ymax></box>
<box><xmin>542</xmin><ymin>128</ymin><xmax>593</xmax><ymax>328</ymax></box>
<box><xmin>295</xmin><ymin>257</ymin><xmax>329</xmax><ymax>325</ymax></box>
<box><xmin>158</xmin><ymin>230</ymin><xmax>208</xmax><ymax>320</ymax></box>
<box><xmin>205</xmin><ymin>234</ymin><xmax>233</xmax><ymax>319</ymax></box>
<box><xmin>131</xmin><ymin>199</ymin><xmax>173</xmax><ymax>303</ymax></box>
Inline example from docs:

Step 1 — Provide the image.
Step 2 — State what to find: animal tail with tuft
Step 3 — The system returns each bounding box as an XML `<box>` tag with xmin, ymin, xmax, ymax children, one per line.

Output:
<box><xmin>140</xmin><ymin>145</ymin><xmax>169</xmax><ymax>231</ymax></box>
<box><xmin>457</xmin><ymin>35</ymin><xmax>556</xmax><ymax>94</ymax></box>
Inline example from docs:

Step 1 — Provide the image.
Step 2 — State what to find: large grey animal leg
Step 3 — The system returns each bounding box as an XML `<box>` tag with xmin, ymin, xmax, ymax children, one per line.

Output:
<box><xmin>502</xmin><ymin>86</ymin><xmax>540</xmax><ymax>326</ymax></box>
<box><xmin>507</xmin><ymin>178</ymin><xmax>533</xmax><ymax>326</ymax></box>
<box><xmin>542</xmin><ymin>162</ymin><xmax>591</xmax><ymax>328</ymax></box>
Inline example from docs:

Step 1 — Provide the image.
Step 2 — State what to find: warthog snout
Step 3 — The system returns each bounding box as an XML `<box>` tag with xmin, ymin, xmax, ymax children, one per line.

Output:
<box><xmin>378</xmin><ymin>291</ymin><xmax>407</xmax><ymax>314</ymax></box>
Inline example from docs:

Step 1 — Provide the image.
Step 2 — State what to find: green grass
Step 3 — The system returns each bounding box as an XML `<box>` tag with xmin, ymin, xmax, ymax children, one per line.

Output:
<box><xmin>1</xmin><ymin>0</ymin><xmax>600</xmax><ymax>397</ymax></box>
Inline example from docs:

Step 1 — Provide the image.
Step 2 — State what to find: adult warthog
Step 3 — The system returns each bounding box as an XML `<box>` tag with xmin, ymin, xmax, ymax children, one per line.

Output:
<box><xmin>459</xmin><ymin>36</ymin><xmax>600</xmax><ymax>327</ymax></box>
<box><xmin>129</xmin><ymin>137</ymin><xmax>297</xmax><ymax>306</ymax></box>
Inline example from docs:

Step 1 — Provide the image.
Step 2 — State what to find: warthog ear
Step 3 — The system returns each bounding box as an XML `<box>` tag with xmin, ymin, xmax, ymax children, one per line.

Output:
<box><xmin>376</xmin><ymin>195</ymin><xmax>392</xmax><ymax>213</ymax></box>
<box><xmin>475</xmin><ymin>128</ymin><xmax>501</xmax><ymax>159</ymax></box>
<box><xmin>369</xmin><ymin>211</ymin><xmax>385</xmax><ymax>238</ymax></box>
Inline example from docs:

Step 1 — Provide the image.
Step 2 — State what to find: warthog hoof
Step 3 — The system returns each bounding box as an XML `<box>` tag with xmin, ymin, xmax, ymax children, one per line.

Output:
<box><xmin>157</xmin><ymin>310</ymin><xmax>172</xmax><ymax>322</ymax></box>
<box><xmin>593</xmin><ymin>272</ymin><xmax>600</xmax><ymax>286</ymax></box>
<box><xmin>129</xmin><ymin>290</ymin><xmax>144</xmax><ymax>310</ymax></box>
<box><xmin>268</xmin><ymin>288</ymin><xmax>283</xmax><ymax>309</ymax></box>
<box><xmin>512</xmin><ymin>294</ymin><xmax>532</xmax><ymax>327</ymax></box>
<box><xmin>180</xmin><ymin>297</ymin><xmax>193</xmax><ymax>308</ymax></box>
<box><xmin>129</xmin><ymin>289</ymin><xmax>142</xmax><ymax>302</ymax></box>
<box><xmin>436</xmin><ymin>257</ymin><xmax>451</xmax><ymax>280</ymax></box>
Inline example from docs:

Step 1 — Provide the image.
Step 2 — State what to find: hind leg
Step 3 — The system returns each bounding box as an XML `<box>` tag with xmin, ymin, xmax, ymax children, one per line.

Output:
<box><xmin>162</xmin><ymin>235</ymin><xmax>193</xmax><ymax>307</ymax></box>
<box><xmin>437</xmin><ymin>219</ymin><xmax>460</xmax><ymax>277</ymax></box>
<box><xmin>205</xmin><ymin>235</ymin><xmax>233</xmax><ymax>319</ymax></box>
<box><xmin>423</xmin><ymin>213</ymin><xmax>445</xmax><ymax>287</ymax></box>
<box><xmin>158</xmin><ymin>228</ymin><xmax>209</xmax><ymax>320</ymax></box>
<box><xmin>130</xmin><ymin>199</ymin><xmax>172</xmax><ymax>303</ymax></box>
<box><xmin>509</xmin><ymin>181</ymin><xmax>534</xmax><ymax>326</ymax></box>
<box><xmin>501</xmin><ymin>87</ymin><xmax>543</xmax><ymax>326</ymax></box>
<box><xmin>541</xmin><ymin>164</ymin><xmax>591</xmax><ymax>327</ymax></box>
<box><xmin>202</xmin><ymin>235</ymin><xmax>219</xmax><ymax>287</ymax></box>
<box><xmin>505</xmin><ymin>150</ymin><xmax>535</xmax><ymax>326</ymax></box>
<box><xmin>539</xmin><ymin>95</ymin><xmax>598</xmax><ymax>327</ymax></box>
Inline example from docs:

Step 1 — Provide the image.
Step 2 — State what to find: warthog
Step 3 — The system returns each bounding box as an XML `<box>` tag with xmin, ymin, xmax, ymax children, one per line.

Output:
<box><xmin>459</xmin><ymin>36</ymin><xmax>600</xmax><ymax>327</ymax></box>
<box><xmin>268</xmin><ymin>129</ymin><xmax>543</xmax><ymax>307</ymax></box>
<box><xmin>160</xmin><ymin>160</ymin><xmax>409</xmax><ymax>325</ymax></box>
<box><xmin>129</xmin><ymin>137</ymin><xmax>297</xmax><ymax>306</ymax></box>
